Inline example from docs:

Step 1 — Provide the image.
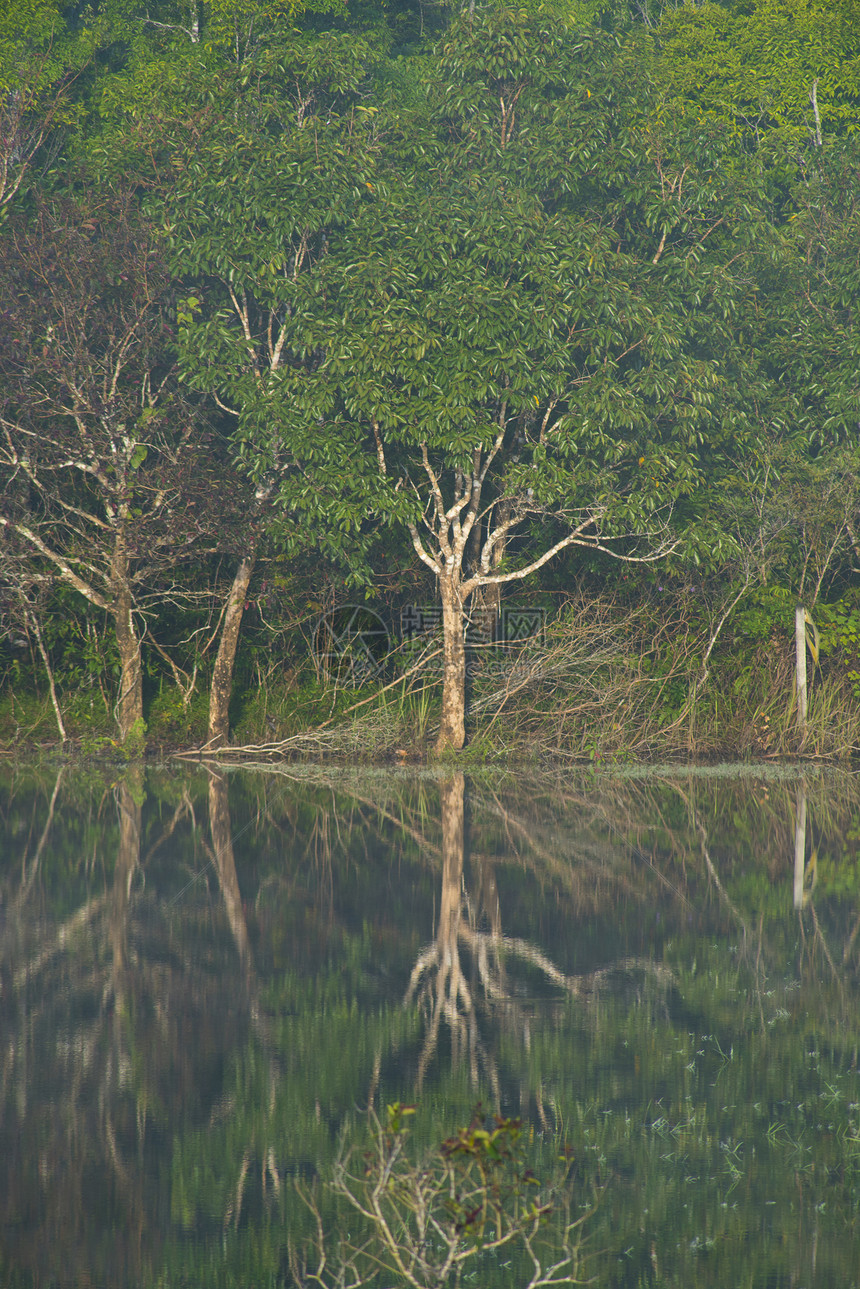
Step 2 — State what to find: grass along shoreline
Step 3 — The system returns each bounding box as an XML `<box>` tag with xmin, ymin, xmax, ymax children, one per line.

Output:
<box><xmin>4</xmin><ymin>590</ymin><xmax>860</xmax><ymax>763</ymax></box>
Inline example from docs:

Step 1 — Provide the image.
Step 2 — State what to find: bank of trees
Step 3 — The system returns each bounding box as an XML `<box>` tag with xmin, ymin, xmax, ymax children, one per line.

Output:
<box><xmin>2</xmin><ymin>0</ymin><xmax>860</xmax><ymax>755</ymax></box>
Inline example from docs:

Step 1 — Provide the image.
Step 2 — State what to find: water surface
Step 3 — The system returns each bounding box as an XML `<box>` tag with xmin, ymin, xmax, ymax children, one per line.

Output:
<box><xmin>2</xmin><ymin>761</ymin><xmax>859</xmax><ymax>1287</ymax></box>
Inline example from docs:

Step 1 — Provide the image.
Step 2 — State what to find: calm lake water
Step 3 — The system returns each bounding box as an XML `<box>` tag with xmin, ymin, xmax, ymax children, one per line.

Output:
<box><xmin>2</xmin><ymin>760</ymin><xmax>860</xmax><ymax>1288</ymax></box>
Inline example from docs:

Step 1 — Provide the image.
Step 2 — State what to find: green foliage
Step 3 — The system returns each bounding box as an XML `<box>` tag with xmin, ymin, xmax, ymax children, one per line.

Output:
<box><xmin>146</xmin><ymin>686</ymin><xmax>209</xmax><ymax>744</ymax></box>
<box><xmin>4</xmin><ymin>0</ymin><xmax>860</xmax><ymax>761</ymax></box>
<box><xmin>733</xmin><ymin>584</ymin><xmax>795</xmax><ymax>642</ymax></box>
<box><xmin>0</xmin><ymin>0</ymin><xmax>93</xmax><ymax>97</ymax></box>
<box><xmin>814</xmin><ymin>596</ymin><xmax>860</xmax><ymax>699</ymax></box>
<box><xmin>161</xmin><ymin>3</ymin><xmax>773</xmax><ymax>757</ymax></box>
<box><xmin>655</xmin><ymin>0</ymin><xmax>860</xmax><ymax>150</ymax></box>
<box><xmin>0</xmin><ymin>689</ymin><xmax>62</xmax><ymax>745</ymax></box>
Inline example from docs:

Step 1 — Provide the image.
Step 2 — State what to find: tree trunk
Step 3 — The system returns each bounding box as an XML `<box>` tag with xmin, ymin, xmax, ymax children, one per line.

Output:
<box><xmin>795</xmin><ymin>603</ymin><xmax>808</xmax><ymax>739</ymax></box>
<box><xmin>436</xmin><ymin>575</ymin><xmax>467</xmax><ymax>754</ymax></box>
<box><xmin>26</xmin><ymin>607</ymin><xmax>67</xmax><ymax>742</ymax></box>
<box><xmin>111</xmin><ymin>536</ymin><xmax>144</xmax><ymax>748</ymax></box>
<box><xmin>207</xmin><ymin>554</ymin><xmax>256</xmax><ymax>750</ymax></box>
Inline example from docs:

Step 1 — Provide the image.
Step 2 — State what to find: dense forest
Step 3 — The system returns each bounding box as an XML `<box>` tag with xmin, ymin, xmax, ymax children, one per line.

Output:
<box><xmin>2</xmin><ymin>0</ymin><xmax>860</xmax><ymax>760</ymax></box>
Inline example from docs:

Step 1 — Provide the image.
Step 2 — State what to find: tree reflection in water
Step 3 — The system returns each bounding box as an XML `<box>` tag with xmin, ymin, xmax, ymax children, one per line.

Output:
<box><xmin>405</xmin><ymin>771</ymin><xmax>675</xmax><ymax>1103</ymax></box>
<box><xmin>0</xmin><ymin>764</ymin><xmax>255</xmax><ymax>1286</ymax></box>
<box><xmin>3</xmin><ymin>764</ymin><xmax>860</xmax><ymax>1287</ymax></box>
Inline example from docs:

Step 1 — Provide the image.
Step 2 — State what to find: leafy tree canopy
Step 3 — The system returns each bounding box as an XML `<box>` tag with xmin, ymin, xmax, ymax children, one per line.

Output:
<box><xmin>655</xmin><ymin>0</ymin><xmax>860</xmax><ymax>151</ymax></box>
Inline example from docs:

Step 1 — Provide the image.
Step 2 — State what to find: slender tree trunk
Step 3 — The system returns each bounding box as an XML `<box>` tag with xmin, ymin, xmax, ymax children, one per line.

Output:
<box><xmin>111</xmin><ymin>535</ymin><xmax>144</xmax><ymax>748</ymax></box>
<box><xmin>436</xmin><ymin>575</ymin><xmax>467</xmax><ymax>754</ymax></box>
<box><xmin>26</xmin><ymin>608</ymin><xmax>66</xmax><ymax>742</ymax></box>
<box><xmin>207</xmin><ymin>554</ymin><xmax>256</xmax><ymax>749</ymax></box>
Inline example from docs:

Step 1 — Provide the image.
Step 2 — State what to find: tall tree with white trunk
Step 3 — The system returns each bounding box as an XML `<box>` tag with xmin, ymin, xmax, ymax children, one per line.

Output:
<box><xmin>171</xmin><ymin>12</ymin><xmax>764</xmax><ymax>753</ymax></box>
<box><xmin>223</xmin><ymin>11</ymin><xmax>756</xmax><ymax>751</ymax></box>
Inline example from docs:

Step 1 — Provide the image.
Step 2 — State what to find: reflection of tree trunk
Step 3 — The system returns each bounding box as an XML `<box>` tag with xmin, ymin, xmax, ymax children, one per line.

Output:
<box><xmin>407</xmin><ymin>774</ymin><xmax>590</xmax><ymax>1097</ymax></box>
<box><xmin>410</xmin><ymin>775</ymin><xmax>502</xmax><ymax>1094</ymax></box>
<box><xmin>474</xmin><ymin>852</ymin><xmax>505</xmax><ymax>995</ymax></box>
<box><xmin>105</xmin><ymin>770</ymin><xmax>147</xmax><ymax>1277</ymax></box>
<box><xmin>794</xmin><ymin>788</ymin><xmax>807</xmax><ymax>911</ymax></box>
<box><xmin>438</xmin><ymin>772</ymin><xmax>466</xmax><ymax>1001</ymax></box>
<box><xmin>208</xmin><ymin>769</ymin><xmax>253</xmax><ymax>977</ymax></box>
<box><xmin>207</xmin><ymin>553</ymin><xmax>256</xmax><ymax>749</ymax></box>
<box><xmin>110</xmin><ymin>767</ymin><xmax>143</xmax><ymax>997</ymax></box>
<box><xmin>15</xmin><ymin>765</ymin><xmax>64</xmax><ymax>911</ymax></box>
<box><xmin>475</xmin><ymin>854</ymin><xmax>502</xmax><ymax>936</ymax></box>
<box><xmin>411</xmin><ymin>774</ymin><xmax>472</xmax><ymax>1086</ymax></box>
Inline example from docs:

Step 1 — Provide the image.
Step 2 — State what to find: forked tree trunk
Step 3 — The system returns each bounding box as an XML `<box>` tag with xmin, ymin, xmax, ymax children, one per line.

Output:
<box><xmin>436</xmin><ymin>576</ymin><xmax>467</xmax><ymax>754</ymax></box>
<box><xmin>207</xmin><ymin>554</ymin><xmax>256</xmax><ymax>750</ymax></box>
<box><xmin>111</xmin><ymin>537</ymin><xmax>144</xmax><ymax>748</ymax></box>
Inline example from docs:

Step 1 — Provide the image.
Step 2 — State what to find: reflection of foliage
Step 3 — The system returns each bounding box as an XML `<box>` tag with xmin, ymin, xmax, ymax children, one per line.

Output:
<box><xmin>292</xmin><ymin>1102</ymin><xmax>591</xmax><ymax>1289</ymax></box>
<box><xmin>523</xmin><ymin>965</ymin><xmax>860</xmax><ymax>1287</ymax></box>
<box><xmin>816</xmin><ymin>849</ymin><xmax>860</xmax><ymax>897</ymax></box>
<box><xmin>5</xmin><ymin>764</ymin><xmax>860</xmax><ymax>1288</ymax></box>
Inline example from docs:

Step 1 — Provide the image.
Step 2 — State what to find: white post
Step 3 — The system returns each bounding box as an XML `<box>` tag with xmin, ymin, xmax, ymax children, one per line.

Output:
<box><xmin>795</xmin><ymin>604</ymin><xmax>807</xmax><ymax>736</ymax></box>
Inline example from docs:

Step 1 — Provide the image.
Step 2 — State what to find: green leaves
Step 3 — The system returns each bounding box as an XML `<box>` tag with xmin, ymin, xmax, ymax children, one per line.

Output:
<box><xmin>440</xmin><ymin>1110</ymin><xmax>523</xmax><ymax>1165</ymax></box>
<box><xmin>655</xmin><ymin>0</ymin><xmax>860</xmax><ymax>152</ymax></box>
<box><xmin>158</xmin><ymin>6</ymin><xmax>853</xmax><ymax>671</ymax></box>
<box><xmin>384</xmin><ymin>1100</ymin><xmax>416</xmax><ymax>1135</ymax></box>
<box><xmin>129</xmin><ymin>444</ymin><xmax>149</xmax><ymax>471</ymax></box>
